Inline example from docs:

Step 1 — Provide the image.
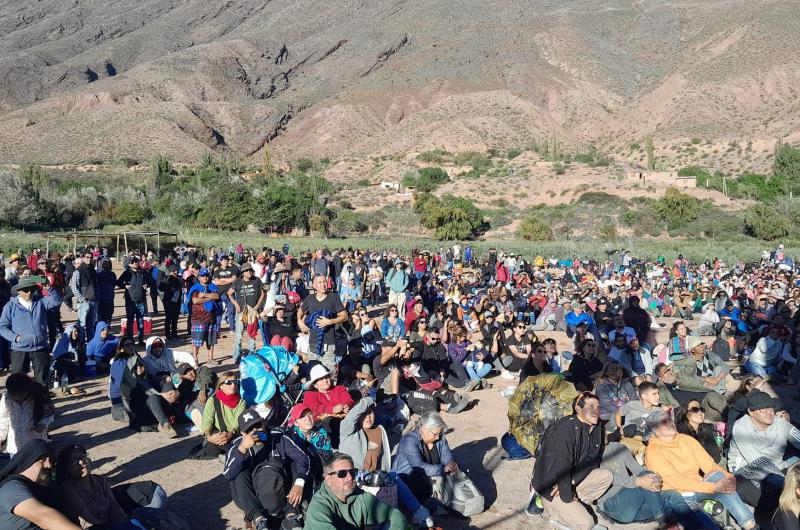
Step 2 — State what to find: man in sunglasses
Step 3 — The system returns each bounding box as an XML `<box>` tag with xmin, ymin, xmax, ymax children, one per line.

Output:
<box><xmin>0</xmin><ymin>276</ymin><xmax>62</xmax><ymax>386</ymax></box>
<box><xmin>69</xmin><ymin>251</ymin><xmax>98</xmax><ymax>340</ymax></box>
<box><xmin>223</xmin><ymin>408</ymin><xmax>310</xmax><ymax>530</ymax></box>
<box><xmin>304</xmin><ymin>452</ymin><xmax>406</xmax><ymax>529</ymax></box>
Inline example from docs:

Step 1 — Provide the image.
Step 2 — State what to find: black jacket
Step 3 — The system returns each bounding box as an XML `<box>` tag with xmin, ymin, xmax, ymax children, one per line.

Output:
<box><xmin>117</xmin><ymin>269</ymin><xmax>149</xmax><ymax>303</ymax></box>
<box><xmin>223</xmin><ymin>429</ymin><xmax>310</xmax><ymax>484</ymax></box>
<box><xmin>531</xmin><ymin>415</ymin><xmax>604</xmax><ymax>503</ymax></box>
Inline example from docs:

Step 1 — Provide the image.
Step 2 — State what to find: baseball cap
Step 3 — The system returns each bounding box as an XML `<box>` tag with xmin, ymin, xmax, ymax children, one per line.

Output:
<box><xmin>288</xmin><ymin>404</ymin><xmax>312</xmax><ymax>426</ymax></box>
<box><xmin>238</xmin><ymin>407</ymin><xmax>266</xmax><ymax>432</ymax></box>
<box><xmin>747</xmin><ymin>390</ymin><xmax>780</xmax><ymax>411</ymax></box>
<box><xmin>198</xmin><ymin>268</ymin><xmax>210</xmax><ymax>277</ymax></box>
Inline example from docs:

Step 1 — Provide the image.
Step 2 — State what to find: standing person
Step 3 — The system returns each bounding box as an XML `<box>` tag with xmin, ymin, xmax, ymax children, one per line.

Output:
<box><xmin>95</xmin><ymin>259</ymin><xmax>117</xmax><ymax>326</ymax></box>
<box><xmin>116</xmin><ymin>259</ymin><xmax>149</xmax><ymax>346</ymax></box>
<box><xmin>385</xmin><ymin>259</ymin><xmax>410</xmax><ymax>319</ymax></box>
<box><xmin>41</xmin><ymin>256</ymin><xmax>64</xmax><ymax>349</ymax></box>
<box><xmin>160</xmin><ymin>264</ymin><xmax>183</xmax><ymax>341</ymax></box>
<box><xmin>297</xmin><ymin>275</ymin><xmax>347</xmax><ymax>377</ymax></box>
<box><xmin>0</xmin><ymin>277</ymin><xmax>62</xmax><ymax>386</ymax></box>
<box><xmin>70</xmin><ymin>251</ymin><xmax>98</xmax><ymax>340</ymax></box>
<box><xmin>149</xmin><ymin>256</ymin><xmax>164</xmax><ymax>316</ymax></box>
<box><xmin>187</xmin><ymin>269</ymin><xmax>221</xmax><ymax>365</ymax></box>
<box><xmin>531</xmin><ymin>392</ymin><xmax>613</xmax><ymax>530</ymax></box>
<box><xmin>231</xmin><ymin>263</ymin><xmax>265</xmax><ymax>362</ymax></box>
<box><xmin>213</xmin><ymin>255</ymin><xmax>239</xmax><ymax>332</ymax></box>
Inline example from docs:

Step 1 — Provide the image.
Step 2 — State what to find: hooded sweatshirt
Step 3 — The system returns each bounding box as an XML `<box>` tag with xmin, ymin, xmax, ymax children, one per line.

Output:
<box><xmin>86</xmin><ymin>322</ymin><xmax>119</xmax><ymax>362</ymax></box>
<box><xmin>51</xmin><ymin>324</ymin><xmax>83</xmax><ymax>364</ymax></box>
<box><xmin>143</xmin><ymin>336</ymin><xmax>177</xmax><ymax>377</ymax></box>
<box><xmin>0</xmin><ymin>288</ymin><xmax>62</xmax><ymax>352</ymax></box>
<box><xmin>304</xmin><ymin>482</ymin><xmax>406</xmax><ymax>530</ymax></box>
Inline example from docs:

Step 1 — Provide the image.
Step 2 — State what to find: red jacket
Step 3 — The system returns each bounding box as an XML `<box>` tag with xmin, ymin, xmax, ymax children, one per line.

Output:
<box><xmin>496</xmin><ymin>262</ymin><xmax>509</xmax><ymax>283</ymax></box>
<box><xmin>302</xmin><ymin>386</ymin><xmax>355</xmax><ymax>417</ymax></box>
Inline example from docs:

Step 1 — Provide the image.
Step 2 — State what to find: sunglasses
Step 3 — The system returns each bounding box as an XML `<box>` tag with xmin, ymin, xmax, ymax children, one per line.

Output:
<box><xmin>515</xmin><ymin>325</ymin><xmax>526</xmax><ymax>329</ymax></box>
<box><xmin>688</xmin><ymin>406</ymin><xmax>705</xmax><ymax>414</ymax></box>
<box><xmin>327</xmin><ymin>468</ymin><xmax>358</xmax><ymax>479</ymax></box>
<box><xmin>221</xmin><ymin>380</ymin><xmax>238</xmax><ymax>386</ymax></box>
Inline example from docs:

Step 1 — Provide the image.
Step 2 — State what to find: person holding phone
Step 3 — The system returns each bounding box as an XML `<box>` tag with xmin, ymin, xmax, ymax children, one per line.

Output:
<box><xmin>223</xmin><ymin>407</ymin><xmax>310</xmax><ymax>530</ymax></box>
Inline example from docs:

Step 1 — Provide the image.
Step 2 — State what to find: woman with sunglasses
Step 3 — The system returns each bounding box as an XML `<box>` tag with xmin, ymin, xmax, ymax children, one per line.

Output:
<box><xmin>567</xmin><ymin>339</ymin><xmax>605</xmax><ymax>391</ymax></box>
<box><xmin>675</xmin><ymin>399</ymin><xmax>722</xmax><ymax>464</ymax></box>
<box><xmin>380</xmin><ymin>305</ymin><xmax>404</xmax><ymax>343</ymax></box>
<box><xmin>519</xmin><ymin>341</ymin><xmax>553</xmax><ymax>384</ymax></box>
<box><xmin>200</xmin><ymin>370</ymin><xmax>245</xmax><ymax>458</ymax></box>
<box><xmin>497</xmin><ymin>319</ymin><xmax>532</xmax><ymax>380</ymax></box>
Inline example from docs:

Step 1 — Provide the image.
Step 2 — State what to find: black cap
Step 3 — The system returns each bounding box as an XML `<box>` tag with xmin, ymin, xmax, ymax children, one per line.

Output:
<box><xmin>177</xmin><ymin>363</ymin><xmax>195</xmax><ymax>375</ymax></box>
<box><xmin>747</xmin><ymin>390</ymin><xmax>780</xmax><ymax>411</ymax></box>
<box><xmin>238</xmin><ymin>407</ymin><xmax>265</xmax><ymax>432</ymax></box>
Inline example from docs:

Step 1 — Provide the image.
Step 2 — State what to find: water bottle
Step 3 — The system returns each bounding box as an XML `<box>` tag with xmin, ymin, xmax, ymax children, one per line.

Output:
<box><xmin>60</xmin><ymin>374</ymin><xmax>69</xmax><ymax>388</ymax></box>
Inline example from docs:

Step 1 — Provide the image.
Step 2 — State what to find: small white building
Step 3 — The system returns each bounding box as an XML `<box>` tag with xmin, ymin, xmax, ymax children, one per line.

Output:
<box><xmin>380</xmin><ymin>181</ymin><xmax>400</xmax><ymax>191</ymax></box>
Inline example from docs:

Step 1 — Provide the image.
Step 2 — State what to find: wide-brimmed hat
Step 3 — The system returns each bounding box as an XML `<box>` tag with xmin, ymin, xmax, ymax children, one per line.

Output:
<box><xmin>12</xmin><ymin>276</ymin><xmax>46</xmax><ymax>292</ymax></box>
<box><xmin>305</xmin><ymin>364</ymin><xmax>332</xmax><ymax>389</ymax></box>
<box><xmin>273</xmin><ymin>263</ymin><xmax>288</xmax><ymax>274</ymax></box>
<box><xmin>240</xmin><ymin>263</ymin><xmax>254</xmax><ymax>272</ymax></box>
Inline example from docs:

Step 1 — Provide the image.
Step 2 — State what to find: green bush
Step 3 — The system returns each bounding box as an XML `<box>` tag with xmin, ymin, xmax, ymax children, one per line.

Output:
<box><xmin>553</xmin><ymin>162</ymin><xmax>566</xmax><ymax>175</ymax></box>
<box><xmin>196</xmin><ymin>184</ymin><xmax>253</xmax><ymax>231</ymax></box>
<box><xmin>113</xmin><ymin>202</ymin><xmax>149</xmax><ymax>225</ymax></box>
<box><xmin>773</xmin><ymin>142</ymin><xmax>800</xmax><ymax>193</ymax></box>
<box><xmin>330</xmin><ymin>209</ymin><xmax>369</xmax><ymax>234</ymax></box>
<box><xmin>652</xmin><ymin>188</ymin><xmax>701</xmax><ymax>230</ymax></box>
<box><xmin>294</xmin><ymin>157</ymin><xmax>316</xmax><ymax>172</ymax></box>
<box><xmin>417</xmin><ymin>149</ymin><xmax>451</xmax><ymax>164</ymax></box>
<box><xmin>744</xmin><ymin>204</ymin><xmax>791</xmax><ymax>240</ymax></box>
<box><xmin>518</xmin><ymin>215</ymin><xmax>553</xmax><ymax>241</ymax></box>
<box><xmin>415</xmin><ymin>194</ymin><xmax>486</xmax><ymax>240</ymax></box>
<box><xmin>507</xmin><ymin>148</ymin><xmax>522</xmax><ymax>159</ymax></box>
<box><xmin>151</xmin><ymin>154</ymin><xmax>172</xmax><ymax>188</ymax></box>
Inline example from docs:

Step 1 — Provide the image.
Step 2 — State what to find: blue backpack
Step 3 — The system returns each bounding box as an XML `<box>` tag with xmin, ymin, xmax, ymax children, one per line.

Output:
<box><xmin>501</xmin><ymin>432</ymin><xmax>532</xmax><ymax>460</ymax></box>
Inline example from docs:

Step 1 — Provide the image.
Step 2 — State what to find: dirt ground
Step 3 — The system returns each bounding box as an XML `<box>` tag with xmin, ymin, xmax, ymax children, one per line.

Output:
<box><xmin>38</xmin><ymin>275</ymin><xmax>796</xmax><ymax>530</ymax></box>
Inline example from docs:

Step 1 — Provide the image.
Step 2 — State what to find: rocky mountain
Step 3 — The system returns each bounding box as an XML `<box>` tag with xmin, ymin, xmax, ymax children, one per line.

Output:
<box><xmin>1</xmin><ymin>0</ymin><xmax>799</xmax><ymax>165</ymax></box>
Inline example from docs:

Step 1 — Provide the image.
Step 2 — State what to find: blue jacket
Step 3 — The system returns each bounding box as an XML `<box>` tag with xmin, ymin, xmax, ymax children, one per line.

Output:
<box><xmin>0</xmin><ymin>288</ymin><xmax>62</xmax><ymax>352</ymax></box>
<box><xmin>565</xmin><ymin>311</ymin><xmax>595</xmax><ymax>328</ymax></box>
<box><xmin>391</xmin><ymin>427</ymin><xmax>454</xmax><ymax>478</ymax></box>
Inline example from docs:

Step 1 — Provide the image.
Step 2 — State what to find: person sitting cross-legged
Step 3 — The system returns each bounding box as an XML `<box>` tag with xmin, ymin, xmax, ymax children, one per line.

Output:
<box><xmin>223</xmin><ymin>407</ymin><xmax>310</xmax><ymax>530</ymax></box>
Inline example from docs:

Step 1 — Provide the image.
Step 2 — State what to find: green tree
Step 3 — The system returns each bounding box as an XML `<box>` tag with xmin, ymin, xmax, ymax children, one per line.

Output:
<box><xmin>112</xmin><ymin>202</ymin><xmax>149</xmax><ymax>225</ymax></box>
<box><xmin>652</xmin><ymin>187</ymin><xmax>700</xmax><ymax>230</ymax></box>
<box><xmin>416</xmin><ymin>194</ymin><xmax>486</xmax><ymax>240</ymax></box>
<box><xmin>773</xmin><ymin>140</ymin><xmax>800</xmax><ymax>194</ymax></box>
<box><xmin>196</xmin><ymin>184</ymin><xmax>253</xmax><ymax>230</ymax></box>
<box><xmin>518</xmin><ymin>216</ymin><xmax>553</xmax><ymax>241</ymax></box>
<box><xmin>151</xmin><ymin>154</ymin><xmax>172</xmax><ymax>188</ymax></box>
<box><xmin>744</xmin><ymin>204</ymin><xmax>790</xmax><ymax>240</ymax></box>
<box><xmin>644</xmin><ymin>135</ymin><xmax>655</xmax><ymax>171</ymax></box>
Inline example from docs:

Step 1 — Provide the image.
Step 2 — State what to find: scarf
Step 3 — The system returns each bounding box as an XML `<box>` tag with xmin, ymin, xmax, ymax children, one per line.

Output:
<box><xmin>217</xmin><ymin>390</ymin><xmax>241</xmax><ymax>409</ymax></box>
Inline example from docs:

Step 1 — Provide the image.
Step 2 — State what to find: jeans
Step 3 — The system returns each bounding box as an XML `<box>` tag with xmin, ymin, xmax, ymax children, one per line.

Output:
<box><xmin>233</xmin><ymin>316</ymin><xmax>257</xmax><ymax>363</ymax></box>
<box><xmin>145</xmin><ymin>394</ymin><xmax>170</xmax><ymax>426</ymax></box>
<box><xmin>78</xmin><ymin>300</ymin><xmax>97</xmax><ymax>340</ymax></box>
<box><xmin>465</xmin><ymin>362</ymin><xmax>491</xmax><ymax>380</ymax></box>
<box><xmin>744</xmin><ymin>360</ymin><xmax>777</xmax><ymax>378</ymax></box>
<box><xmin>131</xmin><ymin>484</ymin><xmax>167</xmax><ymax>525</ymax></box>
<box><xmin>220</xmin><ymin>293</ymin><xmax>236</xmax><ymax>330</ymax></box>
<box><xmin>125</xmin><ymin>300</ymin><xmax>146</xmax><ymax>341</ymax></box>
<box><xmin>390</xmin><ymin>472</ymin><xmax>421</xmax><ymax>512</ymax></box>
<box><xmin>600</xmin><ymin>487</ymin><xmax>667</xmax><ymax>523</ymax></box>
<box><xmin>686</xmin><ymin>471</ymin><xmax>755</xmax><ymax>528</ymax></box>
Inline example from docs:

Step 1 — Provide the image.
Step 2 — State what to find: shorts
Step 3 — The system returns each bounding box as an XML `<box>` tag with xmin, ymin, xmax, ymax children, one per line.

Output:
<box><xmin>191</xmin><ymin>322</ymin><xmax>219</xmax><ymax>348</ymax></box>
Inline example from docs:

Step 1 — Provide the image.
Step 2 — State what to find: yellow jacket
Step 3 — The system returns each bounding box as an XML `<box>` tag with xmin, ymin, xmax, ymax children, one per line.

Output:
<box><xmin>644</xmin><ymin>433</ymin><xmax>729</xmax><ymax>494</ymax></box>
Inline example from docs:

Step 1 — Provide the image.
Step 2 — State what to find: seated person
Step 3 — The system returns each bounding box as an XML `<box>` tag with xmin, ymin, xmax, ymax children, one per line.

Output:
<box><xmin>644</xmin><ymin>409</ymin><xmax>757</xmax><ymax>530</ymax></box>
<box><xmin>201</xmin><ymin>371</ymin><xmax>246</xmax><ymax>458</ymax></box>
<box><xmin>0</xmin><ymin>374</ymin><xmax>55</xmax><ymax>457</ymax></box>
<box><xmin>594</xmin><ymin>362</ymin><xmax>638</xmax><ymax>431</ymax></box>
<box><xmin>773</xmin><ymin>462</ymin><xmax>800</xmax><ymax>530</ymax></box>
<box><xmin>174</xmin><ymin>362</ymin><xmax>216</xmax><ymax>427</ymax></box>
<box><xmin>120</xmin><ymin>356</ymin><xmax>179</xmax><ymax>437</ymax></box>
<box><xmin>746</xmin><ymin>325</ymin><xmax>788</xmax><ymax>378</ymax></box>
<box><xmin>609</xmin><ymin>335</ymin><xmax>652</xmax><ymax>381</ymax></box>
<box><xmin>615</xmin><ymin>381</ymin><xmax>663</xmax><ymax>460</ymax></box>
<box><xmin>675</xmin><ymin>399</ymin><xmax>722</xmax><ymax>464</ymax></box>
<box><xmin>86</xmin><ymin>321</ymin><xmax>119</xmax><ymax>366</ymax></box>
<box><xmin>654</xmin><ymin>361</ymin><xmax>726</xmax><ymax>422</ymax></box>
<box><xmin>530</xmin><ymin>392</ymin><xmax>612</xmax><ymax>530</ymax></box>
<box><xmin>142</xmin><ymin>336</ymin><xmax>197</xmax><ymax>381</ymax></box>
<box><xmin>50</xmin><ymin>324</ymin><xmax>85</xmax><ymax>396</ymax></box>
<box><xmin>726</xmin><ymin>374</ymin><xmax>765</xmax><ymax>436</ymax></box>
<box><xmin>414</xmin><ymin>327</ymin><xmax>469</xmax><ymax>389</ymax></box>
<box><xmin>392</xmin><ymin>412</ymin><xmax>462</xmax><ymax>510</ymax></box>
<box><xmin>302</xmin><ymin>364</ymin><xmax>355</xmax><ymax>447</ymax></box>
<box><xmin>518</xmin><ymin>341</ymin><xmax>552</xmax><ymax>384</ymax></box>
<box><xmin>496</xmin><ymin>319</ymin><xmax>532</xmax><ymax>379</ymax></box>
<box><xmin>729</xmin><ymin>390</ymin><xmax>800</xmax><ymax>525</ymax></box>
<box><xmin>304</xmin><ymin>452</ymin><xmax>406</xmax><ymax>530</ymax></box>
<box><xmin>56</xmin><ymin>444</ymin><xmax>147</xmax><ymax>529</ymax></box>
<box><xmin>338</xmin><ymin>397</ymin><xmax>433</xmax><ymax>528</ymax></box>
<box><xmin>287</xmin><ymin>403</ymin><xmax>332</xmax><ymax>486</ymax></box>
<box><xmin>597</xmin><ymin>442</ymin><xmax>717</xmax><ymax>529</ymax></box>
<box><xmin>672</xmin><ymin>338</ymin><xmax>728</xmax><ymax>395</ymax></box>
<box><xmin>0</xmin><ymin>440</ymin><xmax>82</xmax><ymax>530</ymax></box>
<box><xmin>565</xmin><ymin>339</ymin><xmax>605</xmax><ymax>391</ymax></box>
<box><xmin>268</xmin><ymin>304</ymin><xmax>296</xmax><ymax>353</ymax></box>
<box><xmin>223</xmin><ymin>408</ymin><xmax>309</xmax><ymax>530</ymax></box>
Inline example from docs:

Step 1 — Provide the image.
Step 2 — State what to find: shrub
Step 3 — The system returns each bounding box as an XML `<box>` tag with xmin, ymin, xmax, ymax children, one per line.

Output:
<box><xmin>507</xmin><ymin>148</ymin><xmax>522</xmax><ymax>159</ymax></box>
<box><xmin>744</xmin><ymin>204</ymin><xmax>790</xmax><ymax>240</ymax></box>
<box><xmin>113</xmin><ymin>202</ymin><xmax>149</xmax><ymax>225</ymax></box>
<box><xmin>294</xmin><ymin>157</ymin><xmax>316</xmax><ymax>172</ymax></box>
<box><xmin>773</xmin><ymin>141</ymin><xmax>800</xmax><ymax>193</ymax></box>
<box><xmin>417</xmin><ymin>149</ymin><xmax>451</xmax><ymax>164</ymax></box>
<box><xmin>196</xmin><ymin>184</ymin><xmax>253</xmax><ymax>231</ymax></box>
<box><xmin>355</xmin><ymin>178</ymin><xmax>371</xmax><ymax>187</ymax></box>
<box><xmin>518</xmin><ymin>215</ymin><xmax>553</xmax><ymax>241</ymax></box>
<box><xmin>151</xmin><ymin>154</ymin><xmax>172</xmax><ymax>188</ymax></box>
<box><xmin>330</xmin><ymin>209</ymin><xmax>368</xmax><ymax>234</ymax></box>
<box><xmin>553</xmin><ymin>162</ymin><xmax>566</xmax><ymax>175</ymax></box>
<box><xmin>308</xmin><ymin>214</ymin><xmax>330</xmax><ymax>236</ymax></box>
<box><xmin>415</xmin><ymin>194</ymin><xmax>486</xmax><ymax>240</ymax></box>
<box><xmin>652</xmin><ymin>187</ymin><xmax>700</xmax><ymax>230</ymax></box>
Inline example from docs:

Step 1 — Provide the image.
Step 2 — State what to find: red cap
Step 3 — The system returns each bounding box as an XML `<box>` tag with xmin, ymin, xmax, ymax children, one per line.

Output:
<box><xmin>288</xmin><ymin>403</ymin><xmax>312</xmax><ymax>426</ymax></box>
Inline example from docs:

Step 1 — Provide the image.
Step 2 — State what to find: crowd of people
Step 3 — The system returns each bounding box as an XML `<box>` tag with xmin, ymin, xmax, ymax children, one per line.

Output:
<box><xmin>1</xmin><ymin>242</ymin><xmax>800</xmax><ymax>529</ymax></box>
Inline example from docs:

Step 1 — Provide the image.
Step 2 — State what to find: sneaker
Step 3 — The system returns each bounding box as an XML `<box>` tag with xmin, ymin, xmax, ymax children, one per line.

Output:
<box><xmin>465</xmin><ymin>378</ymin><xmax>482</xmax><ymax>392</ymax></box>
<box><xmin>159</xmin><ymin>423</ymin><xmax>178</xmax><ymax>438</ymax></box>
<box><xmin>254</xmin><ymin>517</ymin><xmax>270</xmax><ymax>530</ymax></box>
<box><xmin>447</xmin><ymin>393</ymin><xmax>471</xmax><ymax>414</ymax></box>
<box><xmin>280</xmin><ymin>514</ymin><xmax>303</xmax><ymax>530</ymax></box>
<box><xmin>412</xmin><ymin>506</ymin><xmax>434</xmax><ymax>528</ymax></box>
<box><xmin>480</xmin><ymin>378</ymin><xmax>493</xmax><ymax>390</ymax></box>
<box><xmin>526</xmin><ymin>493</ymin><xmax>544</xmax><ymax>517</ymax></box>
<box><xmin>500</xmin><ymin>370</ymin><xmax>516</xmax><ymax>380</ymax></box>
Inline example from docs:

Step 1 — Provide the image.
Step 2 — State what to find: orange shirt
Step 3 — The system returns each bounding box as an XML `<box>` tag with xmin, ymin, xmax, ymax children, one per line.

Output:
<box><xmin>644</xmin><ymin>433</ymin><xmax>729</xmax><ymax>494</ymax></box>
